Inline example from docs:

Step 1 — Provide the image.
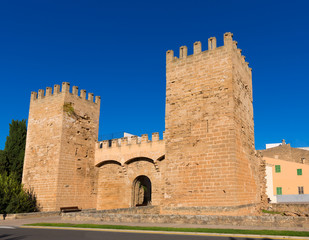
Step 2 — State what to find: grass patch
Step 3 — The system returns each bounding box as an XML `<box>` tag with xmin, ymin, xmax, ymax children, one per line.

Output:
<box><xmin>262</xmin><ymin>209</ymin><xmax>283</xmax><ymax>215</ymax></box>
<box><xmin>63</xmin><ymin>102</ymin><xmax>75</xmax><ymax>116</ymax></box>
<box><xmin>24</xmin><ymin>223</ymin><xmax>309</xmax><ymax>237</ymax></box>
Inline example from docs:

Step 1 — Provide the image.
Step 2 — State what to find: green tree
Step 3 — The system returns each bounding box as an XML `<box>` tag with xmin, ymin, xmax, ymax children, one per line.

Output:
<box><xmin>0</xmin><ymin>120</ymin><xmax>37</xmax><ymax>214</ymax></box>
<box><xmin>0</xmin><ymin>119</ymin><xmax>27</xmax><ymax>182</ymax></box>
<box><xmin>0</xmin><ymin>172</ymin><xmax>38</xmax><ymax>214</ymax></box>
<box><xmin>0</xmin><ymin>150</ymin><xmax>9</xmax><ymax>174</ymax></box>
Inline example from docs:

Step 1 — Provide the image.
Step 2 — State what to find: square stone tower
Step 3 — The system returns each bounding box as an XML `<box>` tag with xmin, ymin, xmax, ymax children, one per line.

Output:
<box><xmin>22</xmin><ymin>82</ymin><xmax>100</xmax><ymax>211</ymax></box>
<box><xmin>164</xmin><ymin>33</ymin><xmax>260</xmax><ymax>214</ymax></box>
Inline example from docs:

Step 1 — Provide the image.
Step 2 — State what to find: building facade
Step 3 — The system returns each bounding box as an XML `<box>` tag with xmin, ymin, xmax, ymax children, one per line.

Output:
<box><xmin>262</xmin><ymin>142</ymin><xmax>309</xmax><ymax>203</ymax></box>
<box><xmin>22</xmin><ymin>33</ymin><xmax>264</xmax><ymax>215</ymax></box>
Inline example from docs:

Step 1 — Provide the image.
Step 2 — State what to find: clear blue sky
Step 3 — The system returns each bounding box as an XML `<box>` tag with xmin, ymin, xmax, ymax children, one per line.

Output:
<box><xmin>0</xmin><ymin>0</ymin><xmax>308</xmax><ymax>150</ymax></box>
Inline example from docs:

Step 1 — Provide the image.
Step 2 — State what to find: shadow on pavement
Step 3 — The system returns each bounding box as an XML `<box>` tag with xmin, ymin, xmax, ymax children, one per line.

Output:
<box><xmin>0</xmin><ymin>235</ymin><xmax>11</xmax><ymax>239</ymax></box>
<box><xmin>0</xmin><ymin>234</ymin><xmax>27</xmax><ymax>240</ymax></box>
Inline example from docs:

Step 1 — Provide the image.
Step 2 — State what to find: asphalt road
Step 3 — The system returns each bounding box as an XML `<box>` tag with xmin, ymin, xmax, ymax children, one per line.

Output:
<box><xmin>0</xmin><ymin>226</ymin><xmax>277</xmax><ymax>240</ymax></box>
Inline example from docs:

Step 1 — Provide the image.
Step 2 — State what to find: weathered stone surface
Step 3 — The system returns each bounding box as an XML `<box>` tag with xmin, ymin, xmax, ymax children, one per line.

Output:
<box><xmin>269</xmin><ymin>203</ymin><xmax>309</xmax><ymax>217</ymax></box>
<box><xmin>62</xmin><ymin>211</ymin><xmax>309</xmax><ymax>228</ymax></box>
<box><xmin>164</xmin><ymin>33</ymin><xmax>260</xmax><ymax>213</ymax></box>
<box><xmin>23</xmin><ymin>33</ymin><xmax>264</xmax><ymax>216</ymax></box>
<box><xmin>22</xmin><ymin>83</ymin><xmax>100</xmax><ymax>211</ymax></box>
<box><xmin>5</xmin><ymin>211</ymin><xmax>60</xmax><ymax>220</ymax></box>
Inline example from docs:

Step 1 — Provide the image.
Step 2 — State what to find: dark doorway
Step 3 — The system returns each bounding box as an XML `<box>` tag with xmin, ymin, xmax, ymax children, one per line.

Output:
<box><xmin>132</xmin><ymin>175</ymin><xmax>152</xmax><ymax>206</ymax></box>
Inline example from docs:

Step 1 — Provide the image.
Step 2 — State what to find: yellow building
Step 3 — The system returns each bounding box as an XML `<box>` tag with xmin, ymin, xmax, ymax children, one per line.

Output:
<box><xmin>265</xmin><ymin>156</ymin><xmax>309</xmax><ymax>203</ymax></box>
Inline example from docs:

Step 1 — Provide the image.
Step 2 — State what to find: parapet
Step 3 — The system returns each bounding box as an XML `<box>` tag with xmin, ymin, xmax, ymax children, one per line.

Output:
<box><xmin>166</xmin><ymin>32</ymin><xmax>251</xmax><ymax>71</ymax></box>
<box><xmin>30</xmin><ymin>82</ymin><xmax>101</xmax><ymax>104</ymax></box>
<box><xmin>98</xmin><ymin>132</ymin><xmax>164</xmax><ymax>149</ymax></box>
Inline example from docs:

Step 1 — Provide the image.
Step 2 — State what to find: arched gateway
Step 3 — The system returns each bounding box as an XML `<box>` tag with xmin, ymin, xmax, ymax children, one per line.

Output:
<box><xmin>132</xmin><ymin>175</ymin><xmax>152</xmax><ymax>206</ymax></box>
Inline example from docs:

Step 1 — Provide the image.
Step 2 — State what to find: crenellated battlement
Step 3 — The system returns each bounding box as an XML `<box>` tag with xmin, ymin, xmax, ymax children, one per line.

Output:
<box><xmin>24</xmin><ymin>81</ymin><xmax>101</xmax><ymax>211</ymax></box>
<box><xmin>23</xmin><ymin>33</ymin><xmax>261</xmax><ymax>213</ymax></box>
<box><xmin>30</xmin><ymin>82</ymin><xmax>101</xmax><ymax>104</ymax></box>
<box><xmin>97</xmin><ymin>132</ymin><xmax>165</xmax><ymax>149</ymax></box>
<box><xmin>166</xmin><ymin>32</ymin><xmax>251</xmax><ymax>72</ymax></box>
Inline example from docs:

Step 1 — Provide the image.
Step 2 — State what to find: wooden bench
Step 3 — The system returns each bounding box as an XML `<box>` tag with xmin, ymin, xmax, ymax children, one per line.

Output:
<box><xmin>60</xmin><ymin>206</ymin><xmax>81</xmax><ymax>213</ymax></box>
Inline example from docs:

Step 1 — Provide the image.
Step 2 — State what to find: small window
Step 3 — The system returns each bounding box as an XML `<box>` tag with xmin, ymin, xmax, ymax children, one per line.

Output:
<box><xmin>297</xmin><ymin>169</ymin><xmax>302</xmax><ymax>175</ymax></box>
<box><xmin>275</xmin><ymin>165</ymin><xmax>281</xmax><ymax>173</ymax></box>
<box><xmin>298</xmin><ymin>186</ymin><xmax>304</xmax><ymax>194</ymax></box>
<box><xmin>276</xmin><ymin>187</ymin><xmax>282</xmax><ymax>195</ymax></box>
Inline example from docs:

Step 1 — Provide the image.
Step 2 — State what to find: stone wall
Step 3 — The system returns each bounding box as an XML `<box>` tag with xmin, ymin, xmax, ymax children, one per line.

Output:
<box><xmin>258</xmin><ymin>153</ymin><xmax>268</xmax><ymax>210</ymax></box>
<box><xmin>269</xmin><ymin>203</ymin><xmax>309</xmax><ymax>215</ymax></box>
<box><xmin>71</xmin><ymin>206</ymin><xmax>160</xmax><ymax>215</ymax></box>
<box><xmin>23</xmin><ymin>33</ymin><xmax>266</xmax><ymax>215</ymax></box>
<box><xmin>163</xmin><ymin>33</ymin><xmax>260</xmax><ymax>213</ymax></box>
<box><xmin>22</xmin><ymin>82</ymin><xmax>100</xmax><ymax>211</ymax></box>
<box><xmin>95</xmin><ymin>134</ymin><xmax>165</xmax><ymax>210</ymax></box>
<box><xmin>5</xmin><ymin>211</ymin><xmax>60</xmax><ymax>220</ymax></box>
<box><xmin>56</xmin><ymin>84</ymin><xmax>100</xmax><ymax>210</ymax></box>
<box><xmin>160</xmin><ymin>204</ymin><xmax>258</xmax><ymax>216</ymax></box>
<box><xmin>62</xmin><ymin>211</ymin><xmax>309</xmax><ymax>228</ymax></box>
<box><xmin>23</xmin><ymin>88</ymin><xmax>65</xmax><ymax>211</ymax></box>
<box><xmin>95</xmin><ymin>133</ymin><xmax>165</xmax><ymax>166</ymax></box>
<box><xmin>96</xmin><ymin>156</ymin><xmax>163</xmax><ymax>210</ymax></box>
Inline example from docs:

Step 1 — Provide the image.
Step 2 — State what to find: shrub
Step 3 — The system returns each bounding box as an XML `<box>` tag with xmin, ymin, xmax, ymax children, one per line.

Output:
<box><xmin>0</xmin><ymin>173</ymin><xmax>38</xmax><ymax>214</ymax></box>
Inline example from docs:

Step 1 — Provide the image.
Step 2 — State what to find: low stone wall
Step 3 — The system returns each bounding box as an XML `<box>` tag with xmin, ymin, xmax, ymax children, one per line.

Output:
<box><xmin>160</xmin><ymin>204</ymin><xmax>258</xmax><ymax>216</ymax></box>
<box><xmin>63</xmin><ymin>205</ymin><xmax>255</xmax><ymax>216</ymax></box>
<box><xmin>62</xmin><ymin>211</ymin><xmax>309</xmax><ymax>228</ymax></box>
<box><xmin>5</xmin><ymin>211</ymin><xmax>60</xmax><ymax>220</ymax></box>
<box><xmin>269</xmin><ymin>203</ymin><xmax>309</xmax><ymax>216</ymax></box>
<box><xmin>74</xmin><ymin>206</ymin><xmax>160</xmax><ymax>215</ymax></box>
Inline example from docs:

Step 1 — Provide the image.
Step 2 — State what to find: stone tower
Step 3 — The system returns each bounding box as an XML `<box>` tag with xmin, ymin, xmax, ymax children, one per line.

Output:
<box><xmin>164</xmin><ymin>33</ymin><xmax>260</xmax><ymax>214</ymax></box>
<box><xmin>22</xmin><ymin>82</ymin><xmax>100</xmax><ymax>211</ymax></box>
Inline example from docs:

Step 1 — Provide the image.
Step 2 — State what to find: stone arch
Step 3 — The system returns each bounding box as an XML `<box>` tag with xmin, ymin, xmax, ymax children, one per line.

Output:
<box><xmin>157</xmin><ymin>155</ymin><xmax>165</xmax><ymax>161</ymax></box>
<box><xmin>95</xmin><ymin>160</ymin><xmax>121</xmax><ymax>168</ymax></box>
<box><xmin>125</xmin><ymin>157</ymin><xmax>155</xmax><ymax>165</ymax></box>
<box><xmin>96</xmin><ymin>160</ymin><xmax>126</xmax><ymax>210</ymax></box>
<box><xmin>132</xmin><ymin>175</ymin><xmax>152</xmax><ymax>207</ymax></box>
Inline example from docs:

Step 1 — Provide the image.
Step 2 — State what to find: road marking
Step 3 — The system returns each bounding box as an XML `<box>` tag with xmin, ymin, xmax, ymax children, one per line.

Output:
<box><xmin>20</xmin><ymin>226</ymin><xmax>309</xmax><ymax>240</ymax></box>
<box><xmin>0</xmin><ymin>226</ymin><xmax>16</xmax><ymax>229</ymax></box>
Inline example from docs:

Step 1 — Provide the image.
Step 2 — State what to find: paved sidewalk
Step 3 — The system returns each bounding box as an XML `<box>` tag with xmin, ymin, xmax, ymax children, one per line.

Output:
<box><xmin>1</xmin><ymin>215</ymin><xmax>309</xmax><ymax>232</ymax></box>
